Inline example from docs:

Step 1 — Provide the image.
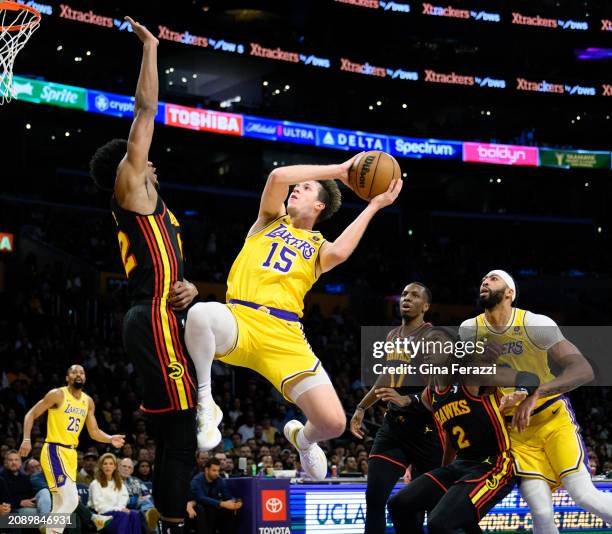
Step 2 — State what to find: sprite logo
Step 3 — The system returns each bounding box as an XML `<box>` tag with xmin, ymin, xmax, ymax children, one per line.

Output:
<box><xmin>12</xmin><ymin>76</ymin><xmax>87</xmax><ymax>110</ymax></box>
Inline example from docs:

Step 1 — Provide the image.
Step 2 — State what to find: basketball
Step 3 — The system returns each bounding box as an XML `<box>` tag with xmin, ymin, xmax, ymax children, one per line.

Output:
<box><xmin>348</xmin><ymin>151</ymin><xmax>401</xmax><ymax>201</ymax></box>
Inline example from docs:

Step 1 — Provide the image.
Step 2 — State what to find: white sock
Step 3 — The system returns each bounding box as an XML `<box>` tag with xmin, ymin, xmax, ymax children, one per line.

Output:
<box><xmin>296</xmin><ymin>427</ymin><xmax>315</xmax><ymax>450</ymax></box>
<box><xmin>520</xmin><ymin>478</ymin><xmax>559</xmax><ymax>534</ymax></box>
<box><xmin>185</xmin><ymin>303</ymin><xmax>236</xmax><ymax>405</ymax></box>
<box><xmin>564</xmin><ymin>465</ymin><xmax>612</xmax><ymax>524</ymax></box>
<box><xmin>47</xmin><ymin>480</ymin><xmax>79</xmax><ymax>534</ymax></box>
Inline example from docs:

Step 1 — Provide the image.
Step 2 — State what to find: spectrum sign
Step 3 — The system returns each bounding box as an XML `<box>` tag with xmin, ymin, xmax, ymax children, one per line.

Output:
<box><xmin>463</xmin><ymin>142</ymin><xmax>539</xmax><ymax>167</ymax></box>
<box><xmin>390</xmin><ymin>136</ymin><xmax>462</xmax><ymax>160</ymax></box>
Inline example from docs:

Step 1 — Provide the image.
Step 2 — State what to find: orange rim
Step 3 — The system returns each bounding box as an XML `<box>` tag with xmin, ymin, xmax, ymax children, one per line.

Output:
<box><xmin>0</xmin><ymin>1</ymin><xmax>41</xmax><ymax>32</ymax></box>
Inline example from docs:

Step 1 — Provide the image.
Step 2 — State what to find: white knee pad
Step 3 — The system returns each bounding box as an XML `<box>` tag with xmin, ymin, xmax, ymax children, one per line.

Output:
<box><xmin>286</xmin><ymin>367</ymin><xmax>332</xmax><ymax>403</ymax></box>
<box><xmin>186</xmin><ymin>301</ymin><xmax>236</xmax><ymax>355</ymax></box>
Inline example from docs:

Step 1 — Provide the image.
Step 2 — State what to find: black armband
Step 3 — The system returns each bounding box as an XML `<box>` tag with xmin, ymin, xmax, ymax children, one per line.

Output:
<box><xmin>515</xmin><ymin>371</ymin><xmax>540</xmax><ymax>396</ymax></box>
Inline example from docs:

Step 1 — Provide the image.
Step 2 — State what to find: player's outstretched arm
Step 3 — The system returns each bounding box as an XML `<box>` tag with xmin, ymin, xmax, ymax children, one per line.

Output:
<box><xmin>115</xmin><ymin>16</ymin><xmax>159</xmax><ymax>205</ymax></box>
<box><xmin>19</xmin><ymin>388</ymin><xmax>63</xmax><ymax>456</ymax></box>
<box><xmin>85</xmin><ymin>398</ymin><xmax>126</xmax><ymax>448</ymax></box>
<box><xmin>251</xmin><ymin>154</ymin><xmax>360</xmax><ymax>234</ymax></box>
<box><xmin>319</xmin><ymin>178</ymin><xmax>402</xmax><ymax>273</ymax></box>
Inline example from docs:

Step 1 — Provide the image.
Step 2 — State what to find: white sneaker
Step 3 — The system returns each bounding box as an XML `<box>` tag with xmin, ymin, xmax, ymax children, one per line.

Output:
<box><xmin>196</xmin><ymin>397</ymin><xmax>223</xmax><ymax>450</ymax></box>
<box><xmin>284</xmin><ymin>419</ymin><xmax>328</xmax><ymax>481</ymax></box>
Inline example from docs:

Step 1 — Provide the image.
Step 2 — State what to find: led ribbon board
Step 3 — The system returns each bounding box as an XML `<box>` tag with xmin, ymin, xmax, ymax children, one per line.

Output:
<box><xmin>11</xmin><ymin>76</ymin><xmax>612</xmax><ymax>170</ymax></box>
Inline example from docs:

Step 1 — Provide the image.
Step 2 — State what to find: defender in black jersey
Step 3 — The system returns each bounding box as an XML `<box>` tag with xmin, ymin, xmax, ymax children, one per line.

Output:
<box><xmin>388</xmin><ymin>327</ymin><xmax>539</xmax><ymax>534</ymax></box>
<box><xmin>89</xmin><ymin>17</ymin><xmax>198</xmax><ymax>534</ymax></box>
<box><xmin>350</xmin><ymin>283</ymin><xmax>442</xmax><ymax>534</ymax></box>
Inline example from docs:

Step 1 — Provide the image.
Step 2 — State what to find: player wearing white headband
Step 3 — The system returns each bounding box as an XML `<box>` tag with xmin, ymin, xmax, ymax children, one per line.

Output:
<box><xmin>459</xmin><ymin>270</ymin><xmax>612</xmax><ymax>534</ymax></box>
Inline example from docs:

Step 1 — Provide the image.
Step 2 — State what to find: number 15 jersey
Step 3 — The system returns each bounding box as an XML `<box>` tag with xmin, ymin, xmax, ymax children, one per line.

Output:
<box><xmin>226</xmin><ymin>215</ymin><xmax>326</xmax><ymax>318</ymax></box>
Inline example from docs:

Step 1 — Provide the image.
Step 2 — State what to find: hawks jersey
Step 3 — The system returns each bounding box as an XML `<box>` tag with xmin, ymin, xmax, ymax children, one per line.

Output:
<box><xmin>428</xmin><ymin>383</ymin><xmax>510</xmax><ymax>461</ymax></box>
<box><xmin>46</xmin><ymin>387</ymin><xmax>89</xmax><ymax>447</ymax></box>
<box><xmin>384</xmin><ymin>323</ymin><xmax>432</xmax><ymax>390</ymax></box>
<box><xmin>226</xmin><ymin>215</ymin><xmax>326</xmax><ymax>317</ymax></box>
<box><xmin>111</xmin><ymin>195</ymin><xmax>184</xmax><ymax>302</ymax></box>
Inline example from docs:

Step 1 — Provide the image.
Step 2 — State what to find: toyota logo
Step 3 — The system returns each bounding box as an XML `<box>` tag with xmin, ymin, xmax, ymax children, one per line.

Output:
<box><xmin>265</xmin><ymin>497</ymin><xmax>283</xmax><ymax>514</ymax></box>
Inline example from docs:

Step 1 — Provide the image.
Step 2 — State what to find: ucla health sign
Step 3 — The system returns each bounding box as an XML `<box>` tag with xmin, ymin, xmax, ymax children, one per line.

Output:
<box><xmin>87</xmin><ymin>90</ymin><xmax>165</xmax><ymax>122</ymax></box>
<box><xmin>317</xmin><ymin>127</ymin><xmax>389</xmax><ymax>152</ymax></box>
<box><xmin>390</xmin><ymin>136</ymin><xmax>462</xmax><ymax>160</ymax></box>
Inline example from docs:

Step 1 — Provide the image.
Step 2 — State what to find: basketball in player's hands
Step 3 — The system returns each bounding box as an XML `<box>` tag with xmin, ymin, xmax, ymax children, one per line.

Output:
<box><xmin>348</xmin><ymin>151</ymin><xmax>401</xmax><ymax>201</ymax></box>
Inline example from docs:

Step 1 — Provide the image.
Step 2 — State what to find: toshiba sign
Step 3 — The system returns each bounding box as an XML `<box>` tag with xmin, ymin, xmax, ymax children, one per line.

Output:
<box><xmin>165</xmin><ymin>104</ymin><xmax>243</xmax><ymax>135</ymax></box>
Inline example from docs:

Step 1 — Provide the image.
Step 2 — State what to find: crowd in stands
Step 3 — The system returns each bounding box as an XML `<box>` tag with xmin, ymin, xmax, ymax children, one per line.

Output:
<box><xmin>1</xmin><ymin>196</ymin><xmax>612</xmax><ymax>531</ymax></box>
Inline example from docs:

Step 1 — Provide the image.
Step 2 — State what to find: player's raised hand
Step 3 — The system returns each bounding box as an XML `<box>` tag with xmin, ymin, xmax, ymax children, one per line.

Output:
<box><xmin>338</xmin><ymin>152</ymin><xmax>364</xmax><ymax>187</ymax></box>
<box><xmin>18</xmin><ymin>439</ymin><xmax>31</xmax><ymax>458</ymax></box>
<box><xmin>125</xmin><ymin>16</ymin><xmax>159</xmax><ymax>46</ymax></box>
<box><xmin>111</xmin><ymin>434</ymin><xmax>126</xmax><ymax>448</ymax></box>
<box><xmin>349</xmin><ymin>408</ymin><xmax>366</xmax><ymax>439</ymax></box>
<box><xmin>369</xmin><ymin>178</ymin><xmax>403</xmax><ymax>210</ymax></box>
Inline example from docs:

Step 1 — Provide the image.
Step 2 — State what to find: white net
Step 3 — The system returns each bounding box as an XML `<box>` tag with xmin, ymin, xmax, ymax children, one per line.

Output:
<box><xmin>0</xmin><ymin>2</ymin><xmax>40</xmax><ymax>105</ymax></box>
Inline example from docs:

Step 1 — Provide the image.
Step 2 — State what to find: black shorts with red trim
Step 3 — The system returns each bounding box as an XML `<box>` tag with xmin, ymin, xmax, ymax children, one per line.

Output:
<box><xmin>369</xmin><ymin>413</ymin><xmax>443</xmax><ymax>475</ymax></box>
<box><xmin>123</xmin><ymin>302</ymin><xmax>197</xmax><ymax>413</ymax></box>
<box><xmin>424</xmin><ymin>454</ymin><xmax>516</xmax><ymax>521</ymax></box>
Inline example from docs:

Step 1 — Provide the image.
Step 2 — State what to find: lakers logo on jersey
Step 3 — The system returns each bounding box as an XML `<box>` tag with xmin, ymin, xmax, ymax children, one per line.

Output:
<box><xmin>264</xmin><ymin>223</ymin><xmax>317</xmax><ymax>259</ymax></box>
<box><xmin>168</xmin><ymin>362</ymin><xmax>185</xmax><ymax>380</ymax></box>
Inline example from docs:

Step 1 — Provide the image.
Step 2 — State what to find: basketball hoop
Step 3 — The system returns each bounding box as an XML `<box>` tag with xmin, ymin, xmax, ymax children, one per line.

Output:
<box><xmin>0</xmin><ymin>1</ymin><xmax>40</xmax><ymax>105</ymax></box>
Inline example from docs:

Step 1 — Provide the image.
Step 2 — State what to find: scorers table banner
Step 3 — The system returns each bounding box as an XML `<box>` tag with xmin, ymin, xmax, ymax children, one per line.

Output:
<box><xmin>289</xmin><ymin>482</ymin><xmax>612</xmax><ymax>533</ymax></box>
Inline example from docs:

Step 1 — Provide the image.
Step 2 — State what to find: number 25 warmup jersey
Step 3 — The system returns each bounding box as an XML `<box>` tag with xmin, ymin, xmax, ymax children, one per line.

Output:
<box><xmin>46</xmin><ymin>386</ymin><xmax>89</xmax><ymax>447</ymax></box>
<box><xmin>42</xmin><ymin>387</ymin><xmax>89</xmax><ymax>491</ymax></box>
<box><xmin>226</xmin><ymin>215</ymin><xmax>326</xmax><ymax>317</ymax></box>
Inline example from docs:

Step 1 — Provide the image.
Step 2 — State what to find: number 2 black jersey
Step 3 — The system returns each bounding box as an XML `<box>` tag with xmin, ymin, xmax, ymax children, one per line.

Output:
<box><xmin>427</xmin><ymin>383</ymin><xmax>510</xmax><ymax>461</ymax></box>
<box><xmin>111</xmin><ymin>195</ymin><xmax>184</xmax><ymax>303</ymax></box>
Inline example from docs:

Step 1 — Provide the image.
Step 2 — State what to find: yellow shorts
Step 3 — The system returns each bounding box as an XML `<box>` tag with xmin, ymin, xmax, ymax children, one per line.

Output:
<box><xmin>217</xmin><ymin>303</ymin><xmax>321</xmax><ymax>402</ymax></box>
<box><xmin>41</xmin><ymin>443</ymin><xmax>77</xmax><ymax>492</ymax></box>
<box><xmin>510</xmin><ymin>396</ymin><xmax>587</xmax><ymax>490</ymax></box>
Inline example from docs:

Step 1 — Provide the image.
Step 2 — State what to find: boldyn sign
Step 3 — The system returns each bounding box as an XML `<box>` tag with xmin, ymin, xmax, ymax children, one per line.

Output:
<box><xmin>463</xmin><ymin>142</ymin><xmax>539</xmax><ymax>167</ymax></box>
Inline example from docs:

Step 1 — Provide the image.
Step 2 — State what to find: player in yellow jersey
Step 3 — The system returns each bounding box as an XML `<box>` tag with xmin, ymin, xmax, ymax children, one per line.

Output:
<box><xmin>18</xmin><ymin>365</ymin><xmax>125</xmax><ymax>534</ymax></box>
<box><xmin>184</xmin><ymin>156</ymin><xmax>402</xmax><ymax>479</ymax></box>
<box><xmin>460</xmin><ymin>270</ymin><xmax>612</xmax><ymax>534</ymax></box>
